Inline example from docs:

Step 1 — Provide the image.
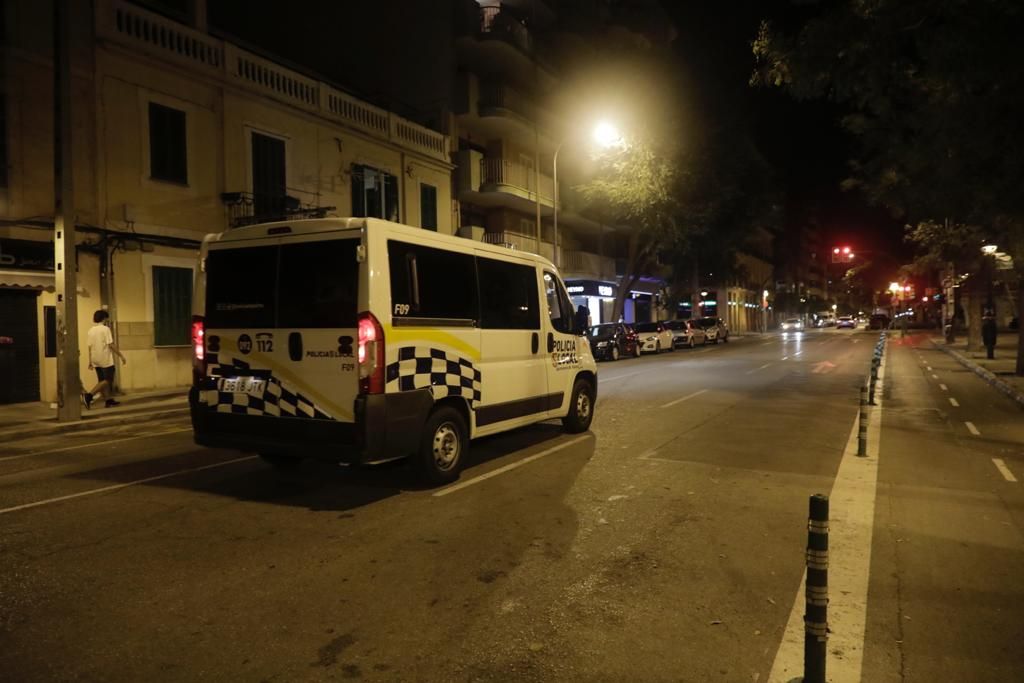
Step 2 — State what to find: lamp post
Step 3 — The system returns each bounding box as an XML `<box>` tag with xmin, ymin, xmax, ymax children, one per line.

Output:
<box><xmin>552</xmin><ymin>121</ymin><xmax>623</xmax><ymax>270</ymax></box>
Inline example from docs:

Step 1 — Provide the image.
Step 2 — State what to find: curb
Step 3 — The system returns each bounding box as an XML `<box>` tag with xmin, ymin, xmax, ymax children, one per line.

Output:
<box><xmin>930</xmin><ymin>340</ymin><xmax>1024</xmax><ymax>410</ymax></box>
<box><xmin>0</xmin><ymin>405</ymin><xmax>190</xmax><ymax>441</ymax></box>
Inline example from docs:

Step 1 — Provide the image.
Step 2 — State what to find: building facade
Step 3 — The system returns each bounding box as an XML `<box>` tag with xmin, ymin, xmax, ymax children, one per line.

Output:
<box><xmin>0</xmin><ymin>0</ymin><xmax>451</xmax><ymax>404</ymax></box>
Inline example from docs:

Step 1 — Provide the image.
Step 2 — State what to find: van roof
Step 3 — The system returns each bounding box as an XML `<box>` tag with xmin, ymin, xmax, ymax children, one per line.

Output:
<box><xmin>204</xmin><ymin>217</ymin><xmax>558</xmax><ymax>269</ymax></box>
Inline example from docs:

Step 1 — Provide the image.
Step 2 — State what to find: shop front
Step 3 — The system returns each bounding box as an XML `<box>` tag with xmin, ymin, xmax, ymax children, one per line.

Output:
<box><xmin>565</xmin><ymin>280</ymin><xmax>617</xmax><ymax>327</ymax></box>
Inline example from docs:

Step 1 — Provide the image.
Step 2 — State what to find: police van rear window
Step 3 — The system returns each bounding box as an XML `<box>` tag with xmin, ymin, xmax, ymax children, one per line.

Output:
<box><xmin>206</xmin><ymin>239</ymin><xmax>358</xmax><ymax>329</ymax></box>
<box><xmin>206</xmin><ymin>246</ymin><xmax>277</xmax><ymax>328</ymax></box>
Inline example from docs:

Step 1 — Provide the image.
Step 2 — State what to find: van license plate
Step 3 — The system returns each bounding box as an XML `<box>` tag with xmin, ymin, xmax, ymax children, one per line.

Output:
<box><xmin>218</xmin><ymin>377</ymin><xmax>266</xmax><ymax>396</ymax></box>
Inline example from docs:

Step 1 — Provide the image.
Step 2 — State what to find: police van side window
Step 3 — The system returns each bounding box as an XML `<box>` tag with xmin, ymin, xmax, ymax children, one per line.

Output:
<box><xmin>206</xmin><ymin>246</ymin><xmax>277</xmax><ymax>328</ymax></box>
<box><xmin>387</xmin><ymin>240</ymin><xmax>478</xmax><ymax>323</ymax></box>
<box><xmin>278</xmin><ymin>240</ymin><xmax>358</xmax><ymax>328</ymax></box>
<box><xmin>543</xmin><ymin>271</ymin><xmax>573</xmax><ymax>334</ymax></box>
<box><xmin>478</xmin><ymin>257</ymin><xmax>539</xmax><ymax>330</ymax></box>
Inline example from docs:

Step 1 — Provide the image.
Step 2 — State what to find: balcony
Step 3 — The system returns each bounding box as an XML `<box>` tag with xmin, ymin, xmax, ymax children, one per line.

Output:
<box><xmin>561</xmin><ymin>250</ymin><xmax>616</xmax><ymax>281</ymax></box>
<box><xmin>456</xmin><ymin>1</ymin><xmax>557</xmax><ymax>90</ymax></box>
<box><xmin>482</xmin><ymin>231</ymin><xmax>557</xmax><ymax>263</ymax></box>
<box><xmin>456</xmin><ymin>156</ymin><xmax>556</xmax><ymax>216</ymax></box>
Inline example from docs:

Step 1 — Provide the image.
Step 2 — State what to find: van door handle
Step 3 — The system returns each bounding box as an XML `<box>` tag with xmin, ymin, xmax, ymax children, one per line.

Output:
<box><xmin>531</xmin><ymin>332</ymin><xmax>539</xmax><ymax>354</ymax></box>
<box><xmin>547</xmin><ymin>332</ymin><xmax>555</xmax><ymax>353</ymax></box>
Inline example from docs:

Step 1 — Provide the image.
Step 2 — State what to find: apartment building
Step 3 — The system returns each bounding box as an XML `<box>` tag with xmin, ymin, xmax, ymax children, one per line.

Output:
<box><xmin>0</xmin><ymin>0</ymin><xmax>451</xmax><ymax>404</ymax></box>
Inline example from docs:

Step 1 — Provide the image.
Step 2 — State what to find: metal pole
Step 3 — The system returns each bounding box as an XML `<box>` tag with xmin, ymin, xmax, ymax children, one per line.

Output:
<box><xmin>553</xmin><ymin>142</ymin><xmax>562</xmax><ymax>268</ymax></box>
<box><xmin>858</xmin><ymin>384</ymin><xmax>868</xmax><ymax>456</ymax></box>
<box><xmin>805</xmin><ymin>494</ymin><xmax>829</xmax><ymax>683</ymax></box>
<box><xmin>53</xmin><ymin>0</ymin><xmax>81</xmax><ymax>422</ymax></box>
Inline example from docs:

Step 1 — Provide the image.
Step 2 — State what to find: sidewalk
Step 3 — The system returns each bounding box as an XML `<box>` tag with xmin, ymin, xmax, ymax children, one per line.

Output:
<box><xmin>0</xmin><ymin>387</ymin><xmax>190</xmax><ymax>441</ymax></box>
<box><xmin>930</xmin><ymin>334</ymin><xmax>1024</xmax><ymax>408</ymax></box>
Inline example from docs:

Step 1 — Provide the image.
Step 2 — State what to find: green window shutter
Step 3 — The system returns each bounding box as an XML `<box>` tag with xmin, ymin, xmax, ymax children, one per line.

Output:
<box><xmin>153</xmin><ymin>266</ymin><xmax>193</xmax><ymax>346</ymax></box>
<box><xmin>420</xmin><ymin>183</ymin><xmax>437</xmax><ymax>230</ymax></box>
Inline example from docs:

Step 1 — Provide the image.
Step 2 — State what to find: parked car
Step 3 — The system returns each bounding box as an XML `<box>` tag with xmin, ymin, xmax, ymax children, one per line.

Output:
<box><xmin>664</xmin><ymin>319</ymin><xmax>707</xmax><ymax>348</ymax></box>
<box><xmin>694</xmin><ymin>316</ymin><xmax>729</xmax><ymax>343</ymax></box>
<box><xmin>868</xmin><ymin>314</ymin><xmax>890</xmax><ymax>330</ymax></box>
<box><xmin>836</xmin><ymin>315</ymin><xmax>856</xmax><ymax>329</ymax></box>
<box><xmin>633</xmin><ymin>321</ymin><xmax>674</xmax><ymax>353</ymax></box>
<box><xmin>587</xmin><ymin>323</ymin><xmax>640</xmax><ymax>361</ymax></box>
<box><xmin>780</xmin><ymin>317</ymin><xmax>804</xmax><ymax>331</ymax></box>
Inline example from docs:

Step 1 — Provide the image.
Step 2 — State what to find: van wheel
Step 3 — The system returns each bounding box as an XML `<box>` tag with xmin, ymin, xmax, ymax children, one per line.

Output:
<box><xmin>417</xmin><ymin>406</ymin><xmax>467</xmax><ymax>486</ymax></box>
<box><xmin>634</xmin><ymin>344</ymin><xmax>641</xmax><ymax>358</ymax></box>
<box><xmin>611</xmin><ymin>345</ymin><xmax>620</xmax><ymax>361</ymax></box>
<box><xmin>259</xmin><ymin>453</ymin><xmax>301</xmax><ymax>470</ymax></box>
<box><xmin>562</xmin><ymin>378</ymin><xmax>595</xmax><ymax>433</ymax></box>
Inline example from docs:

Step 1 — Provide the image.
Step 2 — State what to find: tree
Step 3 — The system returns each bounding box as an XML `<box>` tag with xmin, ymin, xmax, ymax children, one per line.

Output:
<box><xmin>753</xmin><ymin>0</ymin><xmax>1024</xmax><ymax>374</ymax></box>
<box><xmin>576</xmin><ymin>132</ymin><xmax>685</xmax><ymax>321</ymax></box>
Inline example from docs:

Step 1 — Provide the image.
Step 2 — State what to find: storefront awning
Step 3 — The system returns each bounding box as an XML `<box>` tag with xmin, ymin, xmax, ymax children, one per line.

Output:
<box><xmin>0</xmin><ymin>269</ymin><xmax>55</xmax><ymax>291</ymax></box>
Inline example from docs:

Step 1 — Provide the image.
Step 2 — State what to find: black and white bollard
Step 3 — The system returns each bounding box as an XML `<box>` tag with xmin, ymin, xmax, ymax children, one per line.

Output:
<box><xmin>858</xmin><ymin>385</ymin><xmax>869</xmax><ymax>456</ymax></box>
<box><xmin>804</xmin><ymin>494</ymin><xmax>829</xmax><ymax>683</ymax></box>
<box><xmin>869</xmin><ymin>359</ymin><xmax>879</xmax><ymax>405</ymax></box>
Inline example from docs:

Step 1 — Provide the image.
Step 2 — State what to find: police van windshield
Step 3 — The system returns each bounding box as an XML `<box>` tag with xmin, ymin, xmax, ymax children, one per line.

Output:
<box><xmin>205</xmin><ymin>239</ymin><xmax>359</xmax><ymax>328</ymax></box>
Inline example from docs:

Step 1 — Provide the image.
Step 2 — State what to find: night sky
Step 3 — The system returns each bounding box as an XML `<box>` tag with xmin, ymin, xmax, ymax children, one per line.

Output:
<box><xmin>664</xmin><ymin>1</ymin><xmax>909</xmax><ymax>268</ymax></box>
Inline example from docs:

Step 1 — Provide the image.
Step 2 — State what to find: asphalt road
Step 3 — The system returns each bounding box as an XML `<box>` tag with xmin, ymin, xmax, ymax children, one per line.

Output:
<box><xmin>1</xmin><ymin>329</ymin><xmax>1021</xmax><ymax>682</ymax></box>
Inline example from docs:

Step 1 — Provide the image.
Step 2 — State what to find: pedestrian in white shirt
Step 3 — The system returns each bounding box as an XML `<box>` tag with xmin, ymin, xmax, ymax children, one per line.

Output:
<box><xmin>83</xmin><ymin>309</ymin><xmax>126</xmax><ymax>408</ymax></box>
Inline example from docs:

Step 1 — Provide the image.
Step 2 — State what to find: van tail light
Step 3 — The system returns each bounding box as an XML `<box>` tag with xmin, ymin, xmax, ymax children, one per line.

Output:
<box><xmin>191</xmin><ymin>315</ymin><xmax>206</xmax><ymax>385</ymax></box>
<box><xmin>358</xmin><ymin>311</ymin><xmax>385</xmax><ymax>394</ymax></box>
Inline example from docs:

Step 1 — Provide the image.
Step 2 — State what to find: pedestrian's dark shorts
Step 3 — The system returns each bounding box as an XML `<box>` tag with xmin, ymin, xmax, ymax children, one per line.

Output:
<box><xmin>95</xmin><ymin>365</ymin><xmax>115</xmax><ymax>383</ymax></box>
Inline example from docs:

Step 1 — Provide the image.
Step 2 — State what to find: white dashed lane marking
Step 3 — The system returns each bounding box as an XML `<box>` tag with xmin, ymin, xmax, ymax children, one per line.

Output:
<box><xmin>932</xmin><ymin>374</ymin><xmax>939</xmax><ymax>380</ymax></box>
<box><xmin>949</xmin><ymin>398</ymin><xmax>960</xmax><ymax>407</ymax></box>
<box><xmin>992</xmin><ymin>459</ymin><xmax>1018</xmax><ymax>483</ymax></box>
<box><xmin>939</xmin><ymin>384</ymin><xmax>948</xmax><ymax>391</ymax></box>
<box><xmin>965</xmin><ymin>421</ymin><xmax>981</xmax><ymax>436</ymax></box>
<box><xmin>660</xmin><ymin>389</ymin><xmax>708</xmax><ymax>409</ymax></box>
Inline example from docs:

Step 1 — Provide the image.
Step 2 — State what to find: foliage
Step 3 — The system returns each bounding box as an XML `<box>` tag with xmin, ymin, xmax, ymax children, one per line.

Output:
<box><xmin>753</xmin><ymin>0</ymin><xmax>1024</xmax><ymax>370</ymax></box>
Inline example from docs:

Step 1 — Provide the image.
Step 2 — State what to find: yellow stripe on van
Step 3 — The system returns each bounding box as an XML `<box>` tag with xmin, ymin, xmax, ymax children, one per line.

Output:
<box><xmin>385</xmin><ymin>326</ymin><xmax>481</xmax><ymax>362</ymax></box>
<box><xmin>215</xmin><ymin>338</ymin><xmax>354</xmax><ymax>421</ymax></box>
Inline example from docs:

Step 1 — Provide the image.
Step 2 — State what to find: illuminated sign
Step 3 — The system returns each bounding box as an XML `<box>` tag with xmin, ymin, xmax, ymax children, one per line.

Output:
<box><xmin>564</xmin><ymin>280</ymin><xmax>617</xmax><ymax>298</ymax></box>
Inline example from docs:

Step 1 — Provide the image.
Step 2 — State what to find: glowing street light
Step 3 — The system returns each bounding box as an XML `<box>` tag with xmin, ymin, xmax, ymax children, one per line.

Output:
<box><xmin>592</xmin><ymin>120</ymin><xmax>624</xmax><ymax>149</ymax></box>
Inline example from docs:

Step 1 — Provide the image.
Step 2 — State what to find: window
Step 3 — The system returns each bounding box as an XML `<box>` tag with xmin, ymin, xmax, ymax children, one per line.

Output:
<box><xmin>352</xmin><ymin>164</ymin><xmax>398</xmax><ymax>221</ymax></box>
<box><xmin>153</xmin><ymin>266</ymin><xmax>193</xmax><ymax>346</ymax></box>
<box><xmin>388</xmin><ymin>240</ymin><xmax>477</xmax><ymax>322</ymax></box>
<box><xmin>420</xmin><ymin>183</ymin><xmax>438</xmax><ymax>231</ymax></box>
<box><xmin>543</xmin><ymin>271</ymin><xmax>573</xmax><ymax>334</ymax></box>
<box><xmin>205</xmin><ymin>246</ymin><xmax>277</xmax><ymax>329</ymax></box>
<box><xmin>252</xmin><ymin>132</ymin><xmax>286</xmax><ymax>219</ymax></box>
<box><xmin>148</xmin><ymin>102</ymin><xmax>187</xmax><ymax>184</ymax></box>
<box><xmin>278</xmin><ymin>239</ymin><xmax>359</xmax><ymax>329</ymax></box>
<box><xmin>478</xmin><ymin>258</ymin><xmax>539</xmax><ymax>330</ymax></box>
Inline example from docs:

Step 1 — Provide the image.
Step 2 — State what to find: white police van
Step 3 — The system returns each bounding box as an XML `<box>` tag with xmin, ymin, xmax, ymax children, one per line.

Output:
<box><xmin>189</xmin><ymin>217</ymin><xmax>597</xmax><ymax>484</ymax></box>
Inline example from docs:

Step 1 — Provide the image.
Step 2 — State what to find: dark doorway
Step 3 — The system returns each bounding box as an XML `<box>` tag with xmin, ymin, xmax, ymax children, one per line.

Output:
<box><xmin>0</xmin><ymin>290</ymin><xmax>40</xmax><ymax>404</ymax></box>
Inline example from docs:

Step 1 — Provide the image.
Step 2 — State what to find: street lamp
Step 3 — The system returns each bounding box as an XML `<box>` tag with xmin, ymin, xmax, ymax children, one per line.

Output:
<box><xmin>553</xmin><ymin>121</ymin><xmax>623</xmax><ymax>269</ymax></box>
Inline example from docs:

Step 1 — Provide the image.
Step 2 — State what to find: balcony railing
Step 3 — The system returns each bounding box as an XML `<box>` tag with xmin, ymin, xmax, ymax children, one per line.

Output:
<box><xmin>477</xmin><ymin>6</ymin><xmax>534</xmax><ymax>55</ymax></box>
<box><xmin>562</xmin><ymin>250</ymin><xmax>616</xmax><ymax>279</ymax></box>
<box><xmin>97</xmin><ymin>0</ymin><xmax>449</xmax><ymax>162</ymax></box>
<box><xmin>483</xmin><ymin>231</ymin><xmax>557</xmax><ymax>262</ymax></box>
<box><xmin>480</xmin><ymin>158</ymin><xmax>554</xmax><ymax>202</ymax></box>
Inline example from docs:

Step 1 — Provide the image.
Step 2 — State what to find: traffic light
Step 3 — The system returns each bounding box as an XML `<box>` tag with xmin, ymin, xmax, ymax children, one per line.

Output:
<box><xmin>831</xmin><ymin>246</ymin><xmax>855</xmax><ymax>263</ymax></box>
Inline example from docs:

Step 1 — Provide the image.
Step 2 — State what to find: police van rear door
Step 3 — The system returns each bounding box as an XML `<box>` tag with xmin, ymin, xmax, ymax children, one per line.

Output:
<box><xmin>204</xmin><ymin>232</ymin><xmax>361</xmax><ymax>423</ymax></box>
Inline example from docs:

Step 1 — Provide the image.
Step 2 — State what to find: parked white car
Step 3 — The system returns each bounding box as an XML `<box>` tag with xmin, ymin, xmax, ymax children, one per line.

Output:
<box><xmin>664</xmin><ymin>319</ymin><xmax>707</xmax><ymax>348</ymax></box>
<box><xmin>633</xmin><ymin>321</ymin><xmax>674</xmax><ymax>353</ymax></box>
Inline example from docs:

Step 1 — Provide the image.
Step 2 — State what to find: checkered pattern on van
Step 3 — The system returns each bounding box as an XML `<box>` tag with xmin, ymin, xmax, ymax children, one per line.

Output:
<box><xmin>199</xmin><ymin>351</ymin><xmax>333</xmax><ymax>419</ymax></box>
<box><xmin>385</xmin><ymin>346</ymin><xmax>481</xmax><ymax>407</ymax></box>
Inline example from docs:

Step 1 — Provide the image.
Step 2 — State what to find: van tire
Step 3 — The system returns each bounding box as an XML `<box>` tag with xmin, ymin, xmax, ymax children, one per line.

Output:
<box><xmin>259</xmin><ymin>453</ymin><xmax>301</xmax><ymax>470</ymax></box>
<box><xmin>417</xmin><ymin>406</ymin><xmax>467</xmax><ymax>486</ymax></box>
<box><xmin>562</xmin><ymin>377</ymin><xmax>595</xmax><ymax>434</ymax></box>
<box><xmin>611</xmin><ymin>345</ymin><xmax>620</xmax><ymax>361</ymax></box>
